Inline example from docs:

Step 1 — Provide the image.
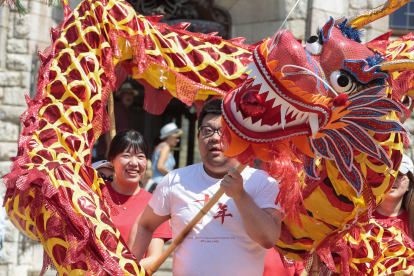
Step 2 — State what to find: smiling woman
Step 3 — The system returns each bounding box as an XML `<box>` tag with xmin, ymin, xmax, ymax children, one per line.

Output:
<box><xmin>105</xmin><ymin>130</ymin><xmax>172</xmax><ymax>270</ymax></box>
<box><xmin>373</xmin><ymin>154</ymin><xmax>414</xmax><ymax>239</ymax></box>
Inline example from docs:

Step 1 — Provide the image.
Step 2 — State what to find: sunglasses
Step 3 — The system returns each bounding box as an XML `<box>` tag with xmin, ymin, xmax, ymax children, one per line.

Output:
<box><xmin>99</xmin><ymin>173</ymin><xmax>113</xmax><ymax>182</ymax></box>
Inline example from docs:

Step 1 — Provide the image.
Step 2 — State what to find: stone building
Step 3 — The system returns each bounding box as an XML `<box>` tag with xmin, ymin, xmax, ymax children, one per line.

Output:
<box><xmin>0</xmin><ymin>1</ymin><xmax>64</xmax><ymax>275</ymax></box>
<box><xmin>0</xmin><ymin>0</ymin><xmax>411</xmax><ymax>275</ymax></box>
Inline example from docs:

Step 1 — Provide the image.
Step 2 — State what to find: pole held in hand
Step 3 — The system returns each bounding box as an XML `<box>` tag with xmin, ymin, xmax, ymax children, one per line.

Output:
<box><xmin>147</xmin><ymin>163</ymin><xmax>247</xmax><ymax>275</ymax></box>
<box><xmin>108</xmin><ymin>91</ymin><xmax>116</xmax><ymax>140</ymax></box>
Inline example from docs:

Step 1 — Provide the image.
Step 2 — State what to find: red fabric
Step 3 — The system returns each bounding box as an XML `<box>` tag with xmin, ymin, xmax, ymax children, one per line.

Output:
<box><xmin>139</xmin><ymin>78</ymin><xmax>173</xmax><ymax>115</ymax></box>
<box><xmin>372</xmin><ymin>210</ymin><xmax>410</xmax><ymax>236</ymax></box>
<box><xmin>105</xmin><ymin>181</ymin><xmax>172</xmax><ymax>258</ymax></box>
<box><xmin>263</xmin><ymin>249</ymin><xmax>304</xmax><ymax>276</ymax></box>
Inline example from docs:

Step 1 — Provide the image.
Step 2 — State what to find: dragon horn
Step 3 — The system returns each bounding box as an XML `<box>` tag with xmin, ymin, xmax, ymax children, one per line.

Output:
<box><xmin>347</xmin><ymin>0</ymin><xmax>410</xmax><ymax>30</ymax></box>
<box><xmin>378</xmin><ymin>59</ymin><xmax>414</xmax><ymax>72</ymax></box>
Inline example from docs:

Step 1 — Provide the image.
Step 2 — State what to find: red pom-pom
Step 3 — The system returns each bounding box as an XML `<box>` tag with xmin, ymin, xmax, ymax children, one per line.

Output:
<box><xmin>240</xmin><ymin>91</ymin><xmax>267</xmax><ymax>117</ymax></box>
<box><xmin>332</xmin><ymin>93</ymin><xmax>349</xmax><ymax>107</ymax></box>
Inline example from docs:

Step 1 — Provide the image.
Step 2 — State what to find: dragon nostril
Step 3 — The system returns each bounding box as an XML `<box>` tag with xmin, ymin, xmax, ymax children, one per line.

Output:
<box><xmin>307</xmin><ymin>36</ymin><xmax>318</xmax><ymax>43</ymax></box>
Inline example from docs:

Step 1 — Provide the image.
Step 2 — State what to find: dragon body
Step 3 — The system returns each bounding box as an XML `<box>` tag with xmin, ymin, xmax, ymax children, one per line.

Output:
<box><xmin>3</xmin><ymin>0</ymin><xmax>414</xmax><ymax>275</ymax></box>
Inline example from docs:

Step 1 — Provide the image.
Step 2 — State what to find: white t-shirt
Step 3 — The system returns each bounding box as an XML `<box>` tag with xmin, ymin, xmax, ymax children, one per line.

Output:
<box><xmin>149</xmin><ymin>163</ymin><xmax>280</xmax><ymax>276</ymax></box>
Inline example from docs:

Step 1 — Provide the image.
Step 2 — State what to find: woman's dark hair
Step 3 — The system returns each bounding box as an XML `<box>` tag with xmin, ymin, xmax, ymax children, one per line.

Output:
<box><xmin>403</xmin><ymin>171</ymin><xmax>414</xmax><ymax>239</ymax></box>
<box><xmin>107</xmin><ymin>130</ymin><xmax>149</xmax><ymax>161</ymax></box>
<box><xmin>198</xmin><ymin>99</ymin><xmax>222</xmax><ymax>127</ymax></box>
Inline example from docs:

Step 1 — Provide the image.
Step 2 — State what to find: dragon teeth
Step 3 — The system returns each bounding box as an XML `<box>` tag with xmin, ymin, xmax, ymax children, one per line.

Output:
<box><xmin>230</xmin><ymin>85</ymin><xmax>321</xmax><ymax>136</ymax></box>
<box><xmin>245</xmin><ymin>62</ymin><xmax>256</xmax><ymax>77</ymax></box>
<box><xmin>272</xmin><ymin>96</ymin><xmax>284</xmax><ymax>108</ymax></box>
<box><xmin>265</xmin><ymin>90</ymin><xmax>277</xmax><ymax>101</ymax></box>
<box><xmin>309</xmin><ymin>113</ymin><xmax>319</xmax><ymax>138</ymax></box>
<box><xmin>251</xmin><ymin>119</ymin><xmax>263</xmax><ymax>131</ymax></box>
<box><xmin>291</xmin><ymin>109</ymin><xmax>299</xmax><ymax>118</ymax></box>
<box><xmin>280</xmin><ymin>104</ymin><xmax>287</xmax><ymax>129</ymax></box>
<box><xmin>258</xmin><ymin>81</ymin><xmax>272</xmax><ymax>95</ymax></box>
<box><xmin>244</xmin><ymin>117</ymin><xmax>253</xmax><ymax>127</ymax></box>
<box><xmin>286</xmin><ymin>106</ymin><xmax>295</xmax><ymax>117</ymax></box>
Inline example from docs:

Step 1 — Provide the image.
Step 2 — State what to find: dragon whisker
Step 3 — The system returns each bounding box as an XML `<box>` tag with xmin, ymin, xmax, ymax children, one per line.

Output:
<box><xmin>269</xmin><ymin>0</ymin><xmax>301</xmax><ymax>52</ymax></box>
<box><xmin>280</xmin><ymin>64</ymin><xmax>339</xmax><ymax>96</ymax></box>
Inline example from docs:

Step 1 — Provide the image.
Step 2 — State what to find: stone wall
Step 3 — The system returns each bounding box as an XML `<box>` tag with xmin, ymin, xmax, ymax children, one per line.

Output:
<box><xmin>220</xmin><ymin>0</ymin><xmax>390</xmax><ymax>46</ymax></box>
<box><xmin>217</xmin><ymin>0</ymin><xmax>308</xmax><ymax>43</ymax></box>
<box><xmin>308</xmin><ymin>0</ymin><xmax>389</xmax><ymax>43</ymax></box>
<box><xmin>0</xmin><ymin>1</ymin><xmax>63</xmax><ymax>275</ymax></box>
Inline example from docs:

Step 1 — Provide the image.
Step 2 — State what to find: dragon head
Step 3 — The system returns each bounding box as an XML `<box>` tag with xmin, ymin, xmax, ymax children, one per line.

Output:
<box><xmin>222</xmin><ymin>1</ymin><xmax>412</xmax><ymax>222</ymax></box>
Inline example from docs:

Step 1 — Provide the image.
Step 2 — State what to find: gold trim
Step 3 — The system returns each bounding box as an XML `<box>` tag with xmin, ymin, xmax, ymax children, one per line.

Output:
<box><xmin>379</xmin><ymin>59</ymin><xmax>414</xmax><ymax>72</ymax></box>
<box><xmin>347</xmin><ymin>0</ymin><xmax>411</xmax><ymax>30</ymax></box>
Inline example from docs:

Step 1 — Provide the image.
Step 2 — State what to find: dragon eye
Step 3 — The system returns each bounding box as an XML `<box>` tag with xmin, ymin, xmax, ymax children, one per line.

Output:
<box><xmin>330</xmin><ymin>70</ymin><xmax>359</xmax><ymax>94</ymax></box>
<box><xmin>306</xmin><ymin>35</ymin><xmax>322</xmax><ymax>55</ymax></box>
<box><xmin>402</xmin><ymin>94</ymin><xmax>412</xmax><ymax>108</ymax></box>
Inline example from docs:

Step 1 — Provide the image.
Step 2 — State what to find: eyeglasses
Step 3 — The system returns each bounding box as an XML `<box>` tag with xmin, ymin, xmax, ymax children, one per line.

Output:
<box><xmin>199</xmin><ymin>126</ymin><xmax>222</xmax><ymax>138</ymax></box>
<box><xmin>99</xmin><ymin>173</ymin><xmax>113</xmax><ymax>182</ymax></box>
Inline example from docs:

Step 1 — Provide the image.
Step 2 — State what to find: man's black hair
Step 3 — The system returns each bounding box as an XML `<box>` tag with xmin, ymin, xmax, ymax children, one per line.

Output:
<box><xmin>198</xmin><ymin>98</ymin><xmax>222</xmax><ymax>127</ymax></box>
<box><xmin>107</xmin><ymin>130</ymin><xmax>149</xmax><ymax>161</ymax></box>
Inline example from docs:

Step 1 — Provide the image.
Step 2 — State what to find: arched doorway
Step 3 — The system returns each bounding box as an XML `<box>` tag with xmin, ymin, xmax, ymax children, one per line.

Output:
<box><xmin>128</xmin><ymin>0</ymin><xmax>231</xmax><ymax>39</ymax></box>
<box><xmin>92</xmin><ymin>0</ymin><xmax>231</xmax><ymax>168</ymax></box>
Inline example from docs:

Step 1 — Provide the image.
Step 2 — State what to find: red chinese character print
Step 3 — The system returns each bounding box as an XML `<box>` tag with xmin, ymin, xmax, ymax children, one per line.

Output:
<box><xmin>194</xmin><ymin>194</ymin><xmax>211</xmax><ymax>224</ymax></box>
<box><xmin>194</xmin><ymin>194</ymin><xmax>210</xmax><ymax>206</ymax></box>
<box><xmin>213</xmin><ymin>203</ymin><xmax>233</xmax><ymax>224</ymax></box>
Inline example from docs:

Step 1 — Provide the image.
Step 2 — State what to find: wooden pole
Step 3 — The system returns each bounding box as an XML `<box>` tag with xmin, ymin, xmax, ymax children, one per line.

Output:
<box><xmin>147</xmin><ymin>163</ymin><xmax>248</xmax><ymax>275</ymax></box>
<box><xmin>312</xmin><ymin>252</ymin><xmax>319</xmax><ymax>276</ymax></box>
<box><xmin>108</xmin><ymin>91</ymin><xmax>116</xmax><ymax>140</ymax></box>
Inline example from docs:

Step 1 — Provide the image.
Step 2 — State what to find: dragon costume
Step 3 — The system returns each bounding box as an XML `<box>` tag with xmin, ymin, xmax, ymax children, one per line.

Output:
<box><xmin>2</xmin><ymin>0</ymin><xmax>414</xmax><ymax>275</ymax></box>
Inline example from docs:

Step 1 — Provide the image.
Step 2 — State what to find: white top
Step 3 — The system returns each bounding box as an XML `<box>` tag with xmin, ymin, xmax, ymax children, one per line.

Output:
<box><xmin>149</xmin><ymin>163</ymin><xmax>280</xmax><ymax>276</ymax></box>
<box><xmin>0</xmin><ymin>195</ymin><xmax>6</xmax><ymax>259</ymax></box>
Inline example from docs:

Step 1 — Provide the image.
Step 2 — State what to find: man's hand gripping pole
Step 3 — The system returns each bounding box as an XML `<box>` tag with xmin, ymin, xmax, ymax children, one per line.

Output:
<box><xmin>146</xmin><ymin>163</ymin><xmax>247</xmax><ymax>275</ymax></box>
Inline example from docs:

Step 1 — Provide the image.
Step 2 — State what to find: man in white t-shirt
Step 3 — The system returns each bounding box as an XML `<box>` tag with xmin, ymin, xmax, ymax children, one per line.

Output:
<box><xmin>128</xmin><ymin>99</ymin><xmax>282</xmax><ymax>276</ymax></box>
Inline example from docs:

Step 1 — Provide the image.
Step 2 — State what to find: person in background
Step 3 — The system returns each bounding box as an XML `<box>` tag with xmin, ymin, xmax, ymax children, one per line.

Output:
<box><xmin>96</xmin><ymin>82</ymin><xmax>139</xmax><ymax>160</ymax></box>
<box><xmin>103</xmin><ymin>130</ymin><xmax>172</xmax><ymax>270</ymax></box>
<box><xmin>0</xmin><ymin>194</ymin><xmax>6</xmax><ymax>259</ymax></box>
<box><xmin>142</xmin><ymin>159</ymin><xmax>155</xmax><ymax>191</ymax></box>
<box><xmin>149</xmin><ymin>122</ymin><xmax>182</xmax><ymax>193</ymax></box>
<box><xmin>373</xmin><ymin>154</ymin><xmax>414</xmax><ymax>238</ymax></box>
<box><xmin>93</xmin><ymin>160</ymin><xmax>114</xmax><ymax>182</ymax></box>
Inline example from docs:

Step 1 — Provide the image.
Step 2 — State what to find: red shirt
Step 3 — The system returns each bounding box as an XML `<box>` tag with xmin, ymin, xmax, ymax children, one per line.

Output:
<box><xmin>106</xmin><ymin>182</ymin><xmax>172</xmax><ymax>256</ymax></box>
<box><xmin>372</xmin><ymin>210</ymin><xmax>410</xmax><ymax>236</ymax></box>
<box><xmin>263</xmin><ymin>248</ymin><xmax>304</xmax><ymax>276</ymax></box>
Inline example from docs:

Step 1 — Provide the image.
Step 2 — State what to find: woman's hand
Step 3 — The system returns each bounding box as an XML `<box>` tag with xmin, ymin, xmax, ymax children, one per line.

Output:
<box><xmin>139</xmin><ymin>238</ymin><xmax>164</xmax><ymax>270</ymax></box>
